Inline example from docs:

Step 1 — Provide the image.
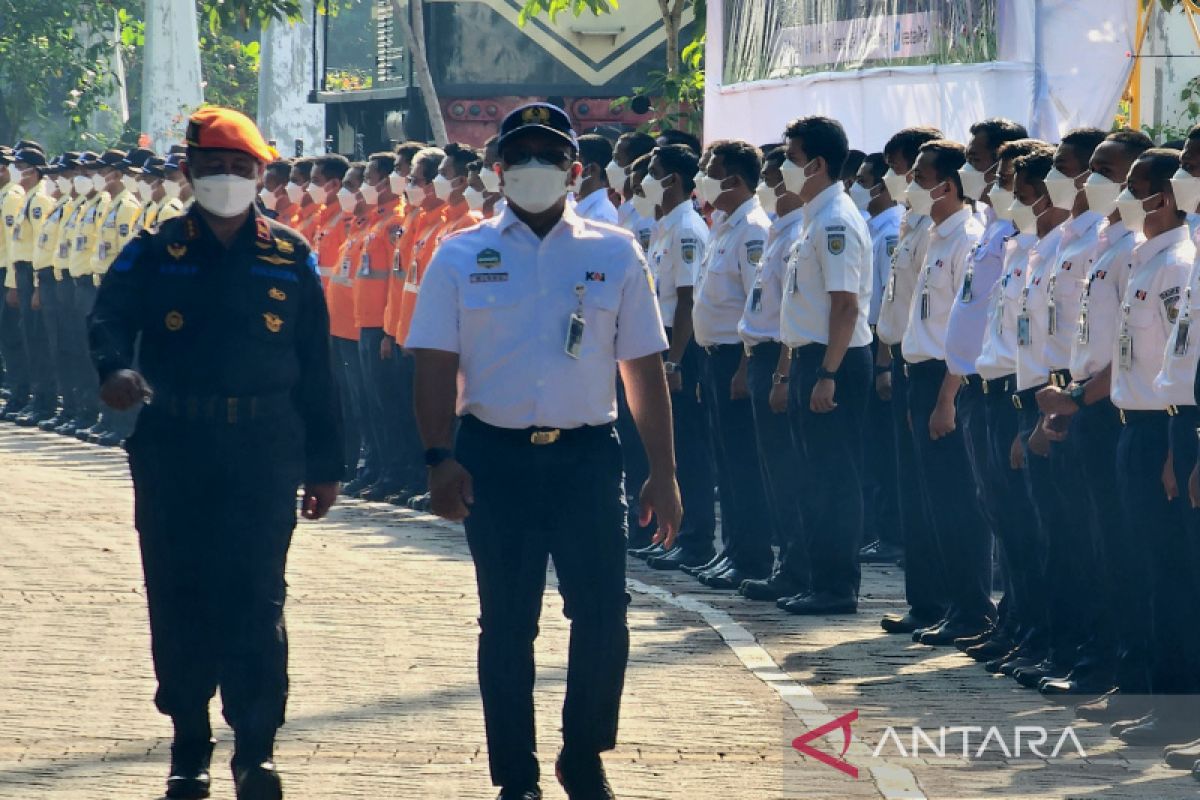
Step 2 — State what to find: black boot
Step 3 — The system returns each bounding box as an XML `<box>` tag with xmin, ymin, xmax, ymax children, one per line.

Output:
<box><xmin>555</xmin><ymin>750</ymin><xmax>614</xmax><ymax>800</ymax></box>
<box><xmin>232</xmin><ymin>730</ymin><xmax>281</xmax><ymax>800</ymax></box>
<box><xmin>166</xmin><ymin>737</ymin><xmax>215</xmax><ymax>799</ymax></box>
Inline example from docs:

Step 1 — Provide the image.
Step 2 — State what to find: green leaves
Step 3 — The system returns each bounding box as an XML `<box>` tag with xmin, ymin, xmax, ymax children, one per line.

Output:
<box><xmin>517</xmin><ymin>0</ymin><xmax>619</xmax><ymax>27</ymax></box>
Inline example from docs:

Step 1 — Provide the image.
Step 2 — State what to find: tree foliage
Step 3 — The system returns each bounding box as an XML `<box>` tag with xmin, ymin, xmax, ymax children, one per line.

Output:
<box><xmin>518</xmin><ymin>0</ymin><xmax>618</xmax><ymax>27</ymax></box>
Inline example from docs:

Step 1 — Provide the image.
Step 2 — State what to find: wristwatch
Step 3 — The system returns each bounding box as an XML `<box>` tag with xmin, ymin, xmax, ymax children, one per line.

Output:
<box><xmin>772</xmin><ymin>372</ymin><xmax>789</xmax><ymax>385</ymax></box>
<box><xmin>1067</xmin><ymin>383</ymin><xmax>1087</xmax><ymax>408</ymax></box>
<box><xmin>816</xmin><ymin>366</ymin><xmax>838</xmax><ymax>381</ymax></box>
<box><xmin>663</xmin><ymin>361</ymin><xmax>680</xmax><ymax>375</ymax></box>
<box><xmin>424</xmin><ymin>447</ymin><xmax>453</xmax><ymax>468</ymax></box>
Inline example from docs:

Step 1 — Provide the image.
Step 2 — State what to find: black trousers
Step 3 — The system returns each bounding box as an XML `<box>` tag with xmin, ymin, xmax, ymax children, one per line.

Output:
<box><xmin>746</xmin><ymin>341</ymin><xmax>807</xmax><ymax>584</ymax></box>
<box><xmin>65</xmin><ymin>277</ymin><xmax>99</xmax><ymax>419</ymax></box>
<box><xmin>14</xmin><ymin>261</ymin><xmax>54</xmax><ymax>404</ymax></box>
<box><xmin>126</xmin><ymin>409</ymin><xmax>302</xmax><ymax>748</ymax></box>
<box><xmin>33</xmin><ymin>268</ymin><xmax>62</xmax><ymax>402</ymax></box>
<box><xmin>617</xmin><ymin>375</ymin><xmax>652</xmax><ymax>548</ymax></box>
<box><xmin>666</xmin><ymin>334</ymin><xmax>715</xmax><ymax>554</ymax></box>
<box><xmin>51</xmin><ymin>273</ymin><xmax>78</xmax><ymax>414</ymax></box>
<box><xmin>700</xmin><ymin>343</ymin><xmax>772</xmax><ymax>574</ymax></box>
<box><xmin>864</xmin><ymin>336</ymin><xmax>900</xmax><ymax>546</ymax></box>
<box><xmin>788</xmin><ymin>343</ymin><xmax>871</xmax><ymax>598</ymax></box>
<box><xmin>906</xmin><ymin>359</ymin><xmax>993</xmax><ymax>626</ymax></box>
<box><xmin>456</xmin><ymin>416</ymin><xmax>630</xmax><ymax>790</ymax></box>
<box><xmin>1157</xmin><ymin>410</ymin><xmax>1200</xmax><ymax>694</ymax></box>
<box><xmin>0</xmin><ymin>266</ymin><xmax>29</xmax><ymax>397</ymax></box>
<box><xmin>358</xmin><ymin>328</ymin><xmax>409</xmax><ymax>487</ymax></box>
<box><xmin>330</xmin><ymin>335</ymin><xmax>365</xmax><ymax>481</ymax></box>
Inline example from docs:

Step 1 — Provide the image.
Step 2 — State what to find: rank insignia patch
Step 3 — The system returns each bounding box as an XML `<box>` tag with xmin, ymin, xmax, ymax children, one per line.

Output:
<box><xmin>269</xmin><ymin>287</ymin><xmax>287</xmax><ymax>301</ymax></box>
<box><xmin>275</xmin><ymin>237</ymin><xmax>295</xmax><ymax>255</ymax></box>
<box><xmin>477</xmin><ymin>248</ymin><xmax>501</xmax><ymax>268</ymax></box>
<box><xmin>746</xmin><ymin>240</ymin><xmax>764</xmax><ymax>264</ymax></box>
<box><xmin>827</xmin><ymin>233</ymin><xmax>846</xmax><ymax>256</ymax></box>
<box><xmin>167</xmin><ymin>242</ymin><xmax>187</xmax><ymax>260</ymax></box>
<box><xmin>258</xmin><ymin>253</ymin><xmax>294</xmax><ymax>266</ymax></box>
<box><xmin>263</xmin><ymin>312</ymin><xmax>284</xmax><ymax>333</ymax></box>
<box><xmin>681</xmin><ymin>239</ymin><xmax>697</xmax><ymax>263</ymax></box>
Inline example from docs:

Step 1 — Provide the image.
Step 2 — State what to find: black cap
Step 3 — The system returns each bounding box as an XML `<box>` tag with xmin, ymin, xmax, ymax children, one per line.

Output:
<box><xmin>143</xmin><ymin>156</ymin><xmax>166</xmax><ymax>179</ymax></box>
<box><xmin>97</xmin><ymin>148</ymin><xmax>127</xmax><ymax>168</ymax></box>
<box><xmin>0</xmin><ymin>146</ymin><xmax>12</xmax><ymax>165</ymax></box>
<box><xmin>497</xmin><ymin>102</ymin><xmax>578</xmax><ymax>152</ymax></box>
<box><xmin>163</xmin><ymin>153</ymin><xmax>183</xmax><ymax>173</ymax></box>
<box><xmin>169</xmin><ymin>144</ymin><xmax>187</xmax><ymax>155</ymax></box>
<box><xmin>13</xmin><ymin>139</ymin><xmax>43</xmax><ymax>153</ymax></box>
<box><xmin>120</xmin><ymin>146</ymin><xmax>156</xmax><ymax>174</ymax></box>
<box><xmin>14</xmin><ymin>149</ymin><xmax>47</xmax><ymax>169</ymax></box>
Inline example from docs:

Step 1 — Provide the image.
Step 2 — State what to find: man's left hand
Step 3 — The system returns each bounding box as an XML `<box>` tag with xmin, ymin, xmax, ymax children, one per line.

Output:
<box><xmin>810</xmin><ymin>378</ymin><xmax>837</xmax><ymax>413</ymax></box>
<box><xmin>302</xmin><ymin>482</ymin><xmax>339</xmax><ymax>520</ymax></box>
<box><xmin>929</xmin><ymin>401</ymin><xmax>956</xmax><ymax>440</ymax></box>
<box><xmin>640</xmin><ymin>472</ymin><xmax>682</xmax><ymax>550</ymax></box>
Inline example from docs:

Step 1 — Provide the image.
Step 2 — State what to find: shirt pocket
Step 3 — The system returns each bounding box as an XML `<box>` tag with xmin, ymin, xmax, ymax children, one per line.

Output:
<box><xmin>581</xmin><ymin>283</ymin><xmax>621</xmax><ymax>356</ymax></box>
<box><xmin>1126</xmin><ymin>300</ymin><xmax>1157</xmax><ymax>332</ymax></box>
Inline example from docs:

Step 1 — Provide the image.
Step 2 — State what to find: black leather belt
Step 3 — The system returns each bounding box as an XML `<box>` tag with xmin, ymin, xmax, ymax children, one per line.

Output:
<box><xmin>461</xmin><ymin>414</ymin><xmax>614</xmax><ymax>447</ymax></box>
<box><xmin>1119</xmin><ymin>408</ymin><xmax>1173</xmax><ymax>425</ymax></box>
<box><xmin>147</xmin><ymin>390</ymin><xmax>293</xmax><ymax>423</ymax></box>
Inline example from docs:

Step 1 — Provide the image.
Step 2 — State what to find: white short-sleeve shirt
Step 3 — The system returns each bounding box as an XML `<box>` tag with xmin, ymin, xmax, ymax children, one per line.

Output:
<box><xmin>1044</xmin><ymin>211</ymin><xmax>1104</xmax><ymax>371</ymax></box>
<box><xmin>739</xmin><ymin>206</ymin><xmax>804</xmax><ymax>346</ymax></box>
<box><xmin>1069</xmin><ymin>220</ymin><xmax>1136</xmax><ymax>381</ymax></box>
<box><xmin>648</xmin><ymin>201</ymin><xmax>709</xmax><ymax>324</ymax></box>
<box><xmin>1015</xmin><ymin>226</ymin><xmax>1066</xmax><ymax>390</ymax></box>
<box><xmin>406</xmin><ymin>204</ymin><xmax>668</xmax><ymax>429</ymax></box>
<box><xmin>692</xmin><ymin>196</ymin><xmax>770</xmax><ymax>347</ymax></box>
<box><xmin>1112</xmin><ymin>225</ymin><xmax>1193</xmax><ymax>411</ymax></box>
<box><xmin>901</xmin><ymin>207</ymin><xmax>984</xmax><ymax>366</ymax></box>
<box><xmin>976</xmin><ymin>233</ymin><xmax>1036</xmax><ymax>380</ymax></box>
<box><xmin>574</xmin><ymin>189</ymin><xmax>619</xmax><ymax>225</ymax></box>
<box><xmin>619</xmin><ymin>199</ymin><xmax>655</xmax><ymax>253</ymax></box>
<box><xmin>946</xmin><ymin>211</ymin><xmax>1014</xmax><ymax>376</ymax></box>
<box><xmin>875</xmin><ymin>210</ymin><xmax>933</xmax><ymax>346</ymax></box>
<box><xmin>779</xmin><ymin>182</ymin><xmax>874</xmax><ymax>349</ymax></box>
<box><xmin>1153</xmin><ymin>241</ymin><xmax>1200</xmax><ymax>406</ymax></box>
<box><xmin>867</xmin><ymin>205</ymin><xmax>902</xmax><ymax>326</ymax></box>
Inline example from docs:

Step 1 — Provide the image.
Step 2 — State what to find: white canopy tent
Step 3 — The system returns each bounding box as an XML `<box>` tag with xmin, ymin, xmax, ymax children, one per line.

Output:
<box><xmin>703</xmin><ymin>0</ymin><xmax>1138</xmax><ymax>150</ymax></box>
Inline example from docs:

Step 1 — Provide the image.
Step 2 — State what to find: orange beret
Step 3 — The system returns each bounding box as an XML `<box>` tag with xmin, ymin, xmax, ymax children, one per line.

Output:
<box><xmin>185</xmin><ymin>106</ymin><xmax>274</xmax><ymax>163</ymax></box>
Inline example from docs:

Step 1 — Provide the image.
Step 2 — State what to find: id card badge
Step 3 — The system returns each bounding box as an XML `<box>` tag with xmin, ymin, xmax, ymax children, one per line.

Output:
<box><xmin>788</xmin><ymin>267</ymin><xmax>798</xmax><ymax>295</ymax></box>
<box><xmin>961</xmin><ymin>269</ymin><xmax>974</xmax><ymax>303</ymax></box>
<box><xmin>919</xmin><ymin>288</ymin><xmax>930</xmax><ymax>320</ymax></box>
<box><xmin>751</xmin><ymin>285</ymin><xmax>763</xmax><ymax>313</ymax></box>
<box><xmin>886</xmin><ymin>272</ymin><xmax>896</xmax><ymax>302</ymax></box>
<box><xmin>1118</xmin><ymin>332</ymin><xmax>1133</xmax><ymax>370</ymax></box>
<box><xmin>1017</xmin><ymin>312</ymin><xmax>1031</xmax><ymax>347</ymax></box>
<box><xmin>1047</xmin><ymin>299</ymin><xmax>1057</xmax><ymax>337</ymax></box>
<box><xmin>565</xmin><ymin>283</ymin><xmax>586</xmax><ymax>359</ymax></box>
<box><xmin>1175</xmin><ymin>317</ymin><xmax>1191</xmax><ymax>357</ymax></box>
<box><xmin>1076</xmin><ymin>309</ymin><xmax>1089</xmax><ymax>346</ymax></box>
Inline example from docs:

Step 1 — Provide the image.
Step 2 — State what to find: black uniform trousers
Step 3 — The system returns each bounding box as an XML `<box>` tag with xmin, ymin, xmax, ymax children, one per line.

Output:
<box><xmin>984</xmin><ymin>378</ymin><xmax>1043</xmax><ymax>640</ymax></box>
<box><xmin>0</xmin><ymin>266</ymin><xmax>30</xmax><ymax>399</ymax></box>
<box><xmin>663</xmin><ymin>333</ymin><xmax>715</xmax><ymax>555</ymax></box>
<box><xmin>889</xmin><ymin>354</ymin><xmax>945</xmax><ymax>620</ymax></box>
<box><xmin>357</xmin><ymin>327</ymin><xmax>409</xmax><ymax>488</ymax></box>
<box><xmin>1158</xmin><ymin>408</ymin><xmax>1200</xmax><ymax>695</ymax></box>
<box><xmin>330</xmin><ymin>335</ymin><xmax>365</xmax><ymax>482</ymax></box>
<box><xmin>51</xmin><ymin>273</ymin><xmax>79</xmax><ymax>415</ymax></box>
<box><xmin>700</xmin><ymin>343</ymin><xmax>772</xmax><ymax>575</ymax></box>
<box><xmin>456</xmin><ymin>416</ymin><xmax>630</xmax><ymax>790</ymax></box>
<box><xmin>958</xmin><ymin>376</ymin><xmax>1003</xmax><ymax>621</ymax></box>
<box><xmin>33</xmin><ymin>268</ymin><xmax>62</xmax><ymax>403</ymax></box>
<box><xmin>746</xmin><ymin>341</ymin><xmax>808</xmax><ymax>585</ymax></box>
<box><xmin>1015</xmin><ymin>392</ymin><xmax>1053</xmax><ymax>645</ymax></box>
<box><xmin>788</xmin><ymin>343</ymin><xmax>872</xmax><ymax>598</ymax></box>
<box><xmin>13</xmin><ymin>262</ymin><xmax>54</xmax><ymax>406</ymax></box>
<box><xmin>906</xmin><ymin>359</ymin><xmax>994</xmax><ymax>626</ymax></box>
<box><xmin>126</xmin><ymin>407</ymin><xmax>302</xmax><ymax>753</ymax></box>
<box><xmin>66</xmin><ymin>276</ymin><xmax>99</xmax><ymax>420</ymax></box>
<box><xmin>617</xmin><ymin>375</ymin><xmax>652</xmax><ymax>548</ymax></box>
<box><xmin>864</xmin><ymin>336</ymin><xmax>900</xmax><ymax>547</ymax></box>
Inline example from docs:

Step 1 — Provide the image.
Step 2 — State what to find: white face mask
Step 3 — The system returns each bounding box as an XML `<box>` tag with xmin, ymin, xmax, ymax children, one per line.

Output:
<box><xmin>359</xmin><ymin>180</ymin><xmax>379</xmax><ymax>206</ymax></box>
<box><xmin>432</xmin><ymin>174</ymin><xmax>455</xmax><ymax>201</ymax></box>
<box><xmin>640</xmin><ymin>174</ymin><xmax>667</xmax><ymax>207</ymax></box>
<box><xmin>193</xmin><ymin>174</ymin><xmax>258</xmax><ymax>218</ymax></box>
<box><xmin>1044</xmin><ymin>167</ymin><xmax>1081</xmax><ymax>211</ymax></box>
<box><xmin>74</xmin><ymin>175</ymin><xmax>93</xmax><ymax>195</ymax></box>
<box><xmin>306</xmin><ymin>182</ymin><xmax>327</xmax><ymax>203</ymax></box>
<box><xmin>695</xmin><ymin>172</ymin><xmax>729</xmax><ymax>205</ymax></box>
<box><xmin>1083</xmin><ymin>172</ymin><xmax>1122</xmax><ymax>217</ymax></box>
<box><xmin>848</xmin><ymin>181</ymin><xmax>873</xmax><ymax>211</ymax></box>
<box><xmin>92</xmin><ymin>173</ymin><xmax>108</xmax><ymax>193</ymax></box>
<box><xmin>479</xmin><ymin>167</ymin><xmax>502</xmax><ymax>194</ymax></box>
<box><xmin>604</xmin><ymin>160</ymin><xmax>626</xmax><ymax>189</ymax></box>
<box><xmin>6</xmin><ymin>164</ymin><xmax>22</xmax><ymax>182</ymax></box>
<box><xmin>388</xmin><ymin>172</ymin><xmax>405</xmax><ymax>195</ymax></box>
<box><xmin>336</xmin><ymin>186</ymin><xmax>356</xmax><ymax>212</ymax></box>
<box><xmin>285</xmin><ymin>182</ymin><xmax>303</xmax><ymax>204</ymax></box>
<box><xmin>1169</xmin><ymin>168</ymin><xmax>1200</xmax><ymax>215</ymax></box>
<box><xmin>631</xmin><ymin>193</ymin><xmax>657</xmax><ymax>219</ymax></box>
<box><xmin>464</xmin><ymin>186</ymin><xmax>486</xmax><ymax>211</ymax></box>
<box><xmin>1009</xmin><ymin>199</ymin><xmax>1039</xmax><ymax>236</ymax></box>
<box><xmin>756</xmin><ymin>182</ymin><xmax>779</xmax><ymax>216</ymax></box>
<box><xmin>502</xmin><ymin>163</ymin><xmax>570</xmax><ymax>214</ymax></box>
<box><xmin>987</xmin><ymin>185</ymin><xmax>1015</xmax><ymax>220</ymax></box>
<box><xmin>56</xmin><ymin>177</ymin><xmax>72</xmax><ymax>195</ymax></box>
<box><xmin>163</xmin><ymin>180</ymin><xmax>182</xmax><ymax>200</ymax></box>
<box><xmin>258</xmin><ymin>186</ymin><xmax>278</xmax><ymax>211</ymax></box>
<box><xmin>405</xmin><ymin>181</ymin><xmax>428</xmax><ymax>207</ymax></box>
<box><xmin>904</xmin><ymin>180</ymin><xmax>944</xmax><ymax>217</ymax></box>
<box><xmin>958</xmin><ymin>162</ymin><xmax>992</xmax><ymax>202</ymax></box>
<box><xmin>882</xmin><ymin>167</ymin><xmax>909</xmax><ymax>201</ymax></box>
<box><xmin>1117</xmin><ymin>188</ymin><xmax>1158</xmax><ymax>236</ymax></box>
<box><xmin>780</xmin><ymin>158</ymin><xmax>813</xmax><ymax>195</ymax></box>
<box><xmin>120</xmin><ymin>175</ymin><xmax>138</xmax><ymax>193</ymax></box>
<box><xmin>137</xmin><ymin>182</ymin><xmax>154</xmax><ymax>203</ymax></box>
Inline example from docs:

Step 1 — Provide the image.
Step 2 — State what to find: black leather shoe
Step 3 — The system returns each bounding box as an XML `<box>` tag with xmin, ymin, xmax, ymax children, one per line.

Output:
<box><xmin>966</xmin><ymin>636</ymin><xmax>1016</xmax><ymax>662</ymax></box>
<box><xmin>880</xmin><ymin>612</ymin><xmax>938</xmax><ymax>635</ymax></box>
<box><xmin>1076</xmin><ymin>689</ymin><xmax>1152</xmax><ymax>723</ymax></box>
<box><xmin>16</xmin><ymin>406</ymin><xmax>54</xmax><ymax>426</ymax></box>
<box><xmin>779</xmin><ymin>591</ymin><xmax>857</xmax><ymax>615</ymax></box>
<box><xmin>386</xmin><ymin>490</ymin><xmax>416</xmax><ymax>506</ymax></box>
<box><xmin>999</xmin><ymin>654</ymin><xmax>1044</xmax><ymax>677</ymax></box>
<box><xmin>954</xmin><ymin>627</ymin><xmax>998</xmax><ymax>651</ymax></box>
<box><xmin>858</xmin><ymin>539</ymin><xmax>904</xmax><ymax>563</ymax></box>
<box><xmin>983</xmin><ymin>646</ymin><xmax>1027</xmax><ymax>674</ymax></box>
<box><xmin>497</xmin><ymin>788</ymin><xmax>543</xmax><ymax>800</ymax></box>
<box><xmin>918</xmin><ymin>621</ymin><xmax>991</xmax><ymax>646</ymax></box>
<box><xmin>1111</xmin><ymin>711</ymin><xmax>1156</xmax><ymax>737</ymax></box>
<box><xmin>682</xmin><ymin>552</ymin><xmax>725</xmax><ymax>577</ymax></box>
<box><xmin>233</xmin><ymin>761</ymin><xmax>282</xmax><ymax>800</ymax></box>
<box><xmin>628</xmin><ymin>542</ymin><xmax>665</xmax><ymax>560</ymax></box>
<box><xmin>702</xmin><ymin>565</ymin><xmax>767</xmax><ymax>590</ymax></box>
<box><xmin>38</xmin><ymin>414</ymin><xmax>66</xmax><ymax>432</ymax></box>
<box><xmin>648</xmin><ymin>546</ymin><xmax>715</xmax><ymax>571</ymax></box>
<box><xmin>95</xmin><ymin>430</ymin><xmax>124</xmax><ymax>447</ymax></box>
<box><xmin>1013</xmin><ymin>658</ymin><xmax>1064</xmax><ymax>689</ymax></box>
<box><xmin>912</xmin><ymin>619</ymin><xmax>949</xmax><ymax>643</ymax></box>
<box><xmin>695</xmin><ymin>556</ymin><xmax>732</xmax><ymax>582</ymax></box>
<box><xmin>1040</xmin><ymin>677</ymin><xmax>1115</xmax><ymax>699</ymax></box>
<box><xmin>360</xmin><ymin>481</ymin><xmax>403</xmax><ymax>502</ymax></box>
<box><xmin>740</xmin><ymin>573</ymin><xmax>808</xmax><ymax>602</ymax></box>
<box><xmin>1164</xmin><ymin>737</ymin><xmax>1200</xmax><ymax>769</ymax></box>
<box><xmin>1119</xmin><ymin>714</ymin><xmax>1200</xmax><ymax>746</ymax></box>
<box><xmin>166</xmin><ymin>738</ymin><xmax>215</xmax><ymax>799</ymax></box>
<box><xmin>555</xmin><ymin>751</ymin><xmax>614</xmax><ymax>800</ymax></box>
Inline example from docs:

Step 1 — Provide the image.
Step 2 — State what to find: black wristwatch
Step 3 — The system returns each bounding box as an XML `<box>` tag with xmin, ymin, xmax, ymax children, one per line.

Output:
<box><xmin>424</xmin><ymin>447</ymin><xmax>454</xmax><ymax>468</ymax></box>
<box><xmin>816</xmin><ymin>366</ymin><xmax>838</xmax><ymax>381</ymax></box>
<box><xmin>1067</xmin><ymin>383</ymin><xmax>1087</xmax><ymax>408</ymax></box>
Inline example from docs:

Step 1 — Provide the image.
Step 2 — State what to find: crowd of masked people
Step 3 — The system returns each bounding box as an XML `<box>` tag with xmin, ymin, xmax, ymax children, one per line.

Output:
<box><xmin>5</xmin><ymin>112</ymin><xmax>1200</xmax><ymax>778</ymax></box>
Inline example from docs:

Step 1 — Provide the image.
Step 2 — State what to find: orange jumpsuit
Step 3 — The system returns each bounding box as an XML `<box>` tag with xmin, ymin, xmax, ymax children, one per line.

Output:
<box><xmin>325</xmin><ymin>213</ymin><xmax>363</xmax><ymax>342</ymax></box>
<box><xmin>394</xmin><ymin>202</ymin><xmax>482</xmax><ymax>347</ymax></box>
<box><xmin>382</xmin><ymin>204</ymin><xmax>440</xmax><ymax>339</ymax></box>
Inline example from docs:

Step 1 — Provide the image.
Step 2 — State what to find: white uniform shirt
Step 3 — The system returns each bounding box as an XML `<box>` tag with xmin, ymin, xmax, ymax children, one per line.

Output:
<box><xmin>901</xmin><ymin>207</ymin><xmax>984</xmax><ymax>365</ymax></box>
<box><xmin>692</xmin><ymin>197</ymin><xmax>770</xmax><ymax>347</ymax></box>
<box><xmin>1154</xmin><ymin>241</ymin><xmax>1200</xmax><ymax>406</ymax></box>
<box><xmin>1044</xmin><ymin>211</ymin><xmax>1104</xmax><ymax>371</ymax></box>
<box><xmin>739</xmin><ymin>206</ymin><xmax>803</xmax><ymax>346</ymax></box>
<box><xmin>1015</xmin><ymin>226</ymin><xmax>1066</xmax><ymax>390</ymax></box>
<box><xmin>574</xmin><ymin>189</ymin><xmax>619</xmax><ymax>225</ymax></box>
<box><xmin>779</xmin><ymin>182</ymin><xmax>873</xmax><ymax>349</ymax></box>
<box><xmin>648</xmin><ymin>201</ymin><xmax>709</xmax><ymax>324</ymax></box>
<box><xmin>1112</xmin><ymin>225</ymin><xmax>1192</xmax><ymax>411</ymax></box>
<box><xmin>867</xmin><ymin>204</ymin><xmax>902</xmax><ymax>325</ymax></box>
<box><xmin>406</xmin><ymin>203</ymin><xmax>668</xmax><ymax>429</ymax></box>
<box><xmin>1070</xmin><ymin>220</ymin><xmax>1136</xmax><ymax>381</ymax></box>
<box><xmin>619</xmin><ymin>199</ymin><xmax>655</xmax><ymax>253</ymax></box>
<box><xmin>946</xmin><ymin>210</ymin><xmax>1014</xmax><ymax>376</ymax></box>
<box><xmin>976</xmin><ymin>233</ymin><xmax>1036</xmax><ymax>380</ymax></box>
<box><xmin>875</xmin><ymin>211</ymin><xmax>933</xmax><ymax>346</ymax></box>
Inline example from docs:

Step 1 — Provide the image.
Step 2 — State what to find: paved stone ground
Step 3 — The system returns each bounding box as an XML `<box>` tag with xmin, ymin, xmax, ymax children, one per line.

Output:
<box><xmin>1</xmin><ymin>425</ymin><xmax>1197</xmax><ymax>800</ymax></box>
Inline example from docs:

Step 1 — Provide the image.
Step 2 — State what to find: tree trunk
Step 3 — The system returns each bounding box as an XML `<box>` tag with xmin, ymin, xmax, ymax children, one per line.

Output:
<box><xmin>395</xmin><ymin>0</ymin><xmax>448</xmax><ymax>145</ymax></box>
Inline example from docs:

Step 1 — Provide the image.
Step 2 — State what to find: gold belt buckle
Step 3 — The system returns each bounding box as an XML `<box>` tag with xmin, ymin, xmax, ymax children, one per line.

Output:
<box><xmin>1012</xmin><ymin>393</ymin><xmax>1023</xmax><ymax>410</ymax></box>
<box><xmin>744</xmin><ymin>343</ymin><xmax>753</xmax><ymax>358</ymax></box>
<box><xmin>1168</xmin><ymin>405</ymin><xmax>1178</xmax><ymax>417</ymax></box>
<box><xmin>1119</xmin><ymin>409</ymin><xmax>1127</xmax><ymax>425</ymax></box>
<box><xmin>530</xmin><ymin>429</ymin><xmax>561</xmax><ymax>446</ymax></box>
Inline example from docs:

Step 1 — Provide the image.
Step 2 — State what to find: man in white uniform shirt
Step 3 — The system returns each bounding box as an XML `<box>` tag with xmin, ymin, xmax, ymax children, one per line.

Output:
<box><xmin>611</xmin><ymin>132</ymin><xmax>656</xmax><ymax>251</ymax></box>
<box><xmin>689</xmin><ymin>139</ymin><xmax>773</xmax><ymax>590</ymax></box>
<box><xmin>774</xmin><ymin>116</ymin><xmax>873</xmax><ymax>615</ymax></box>
<box><xmin>872</xmin><ymin>127</ymin><xmax>947</xmax><ymax>635</ymax></box>
<box><xmin>407</xmin><ymin>103</ymin><xmax>681</xmax><ymax>800</ymax></box>
<box><xmin>636</xmin><ymin>144</ymin><xmax>717</xmax><ymax>572</ymax></box>
<box><xmin>571</xmin><ymin>134</ymin><xmax>619</xmax><ymax>225</ymax></box>
<box><xmin>898</xmin><ymin>139</ymin><xmax>992</xmax><ymax>644</ymax></box>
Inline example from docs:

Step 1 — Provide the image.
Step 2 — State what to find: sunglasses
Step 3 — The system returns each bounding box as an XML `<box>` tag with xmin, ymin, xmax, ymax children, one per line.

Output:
<box><xmin>501</xmin><ymin>147</ymin><xmax>573</xmax><ymax>168</ymax></box>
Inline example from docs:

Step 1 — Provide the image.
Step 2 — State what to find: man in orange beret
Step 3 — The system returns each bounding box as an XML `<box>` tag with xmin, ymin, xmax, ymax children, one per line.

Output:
<box><xmin>88</xmin><ymin>105</ymin><xmax>342</xmax><ymax>800</ymax></box>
